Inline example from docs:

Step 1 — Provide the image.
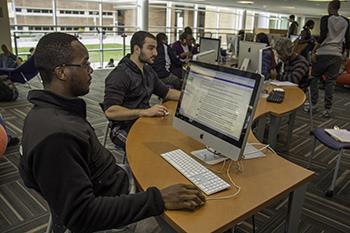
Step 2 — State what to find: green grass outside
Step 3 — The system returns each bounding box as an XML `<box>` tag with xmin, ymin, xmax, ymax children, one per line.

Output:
<box><xmin>16</xmin><ymin>44</ymin><xmax>130</xmax><ymax>64</ymax></box>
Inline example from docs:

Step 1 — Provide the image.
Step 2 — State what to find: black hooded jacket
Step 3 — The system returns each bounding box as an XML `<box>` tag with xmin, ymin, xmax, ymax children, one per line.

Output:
<box><xmin>19</xmin><ymin>90</ymin><xmax>164</xmax><ymax>233</ymax></box>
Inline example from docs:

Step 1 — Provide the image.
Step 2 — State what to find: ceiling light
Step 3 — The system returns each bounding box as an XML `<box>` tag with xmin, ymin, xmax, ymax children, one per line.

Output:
<box><xmin>237</xmin><ymin>1</ymin><xmax>254</xmax><ymax>4</ymax></box>
<box><xmin>306</xmin><ymin>0</ymin><xmax>347</xmax><ymax>2</ymax></box>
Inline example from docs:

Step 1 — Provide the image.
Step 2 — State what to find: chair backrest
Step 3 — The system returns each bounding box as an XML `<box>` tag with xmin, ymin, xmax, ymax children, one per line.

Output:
<box><xmin>346</xmin><ymin>59</ymin><xmax>350</xmax><ymax>74</ymax></box>
<box><xmin>9</xmin><ymin>56</ymin><xmax>38</xmax><ymax>84</ymax></box>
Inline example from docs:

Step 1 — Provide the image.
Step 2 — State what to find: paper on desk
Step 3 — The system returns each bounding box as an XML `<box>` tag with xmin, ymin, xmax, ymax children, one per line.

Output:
<box><xmin>325</xmin><ymin>129</ymin><xmax>350</xmax><ymax>143</ymax></box>
<box><xmin>270</xmin><ymin>80</ymin><xmax>298</xmax><ymax>87</ymax></box>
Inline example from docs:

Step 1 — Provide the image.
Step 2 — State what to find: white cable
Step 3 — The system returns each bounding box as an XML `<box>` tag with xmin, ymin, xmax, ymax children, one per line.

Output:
<box><xmin>207</xmin><ymin>160</ymin><xmax>241</xmax><ymax>200</ymax></box>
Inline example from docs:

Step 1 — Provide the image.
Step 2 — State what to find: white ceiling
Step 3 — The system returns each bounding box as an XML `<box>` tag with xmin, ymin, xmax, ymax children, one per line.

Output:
<box><xmin>170</xmin><ymin>0</ymin><xmax>350</xmax><ymax>17</ymax></box>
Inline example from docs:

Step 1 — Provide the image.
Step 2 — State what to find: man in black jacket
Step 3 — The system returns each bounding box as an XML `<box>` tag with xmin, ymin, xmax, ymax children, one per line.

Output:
<box><xmin>104</xmin><ymin>31</ymin><xmax>180</xmax><ymax>150</ymax></box>
<box><xmin>19</xmin><ymin>32</ymin><xmax>205</xmax><ymax>233</ymax></box>
<box><xmin>151</xmin><ymin>33</ymin><xmax>183</xmax><ymax>90</ymax></box>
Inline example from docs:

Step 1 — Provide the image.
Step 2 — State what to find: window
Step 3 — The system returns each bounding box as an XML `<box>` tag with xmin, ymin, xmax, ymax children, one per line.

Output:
<box><xmin>16</xmin><ymin>8</ymin><xmax>21</xmax><ymax>12</ymax></box>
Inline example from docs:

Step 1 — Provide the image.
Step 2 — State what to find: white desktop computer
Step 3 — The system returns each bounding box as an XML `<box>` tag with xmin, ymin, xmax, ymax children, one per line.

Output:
<box><xmin>258</xmin><ymin>46</ymin><xmax>273</xmax><ymax>80</ymax></box>
<box><xmin>199</xmin><ymin>37</ymin><xmax>221</xmax><ymax>63</ymax></box>
<box><xmin>192</xmin><ymin>50</ymin><xmax>217</xmax><ymax>64</ymax></box>
<box><xmin>238</xmin><ymin>41</ymin><xmax>267</xmax><ymax>73</ymax></box>
<box><xmin>173</xmin><ymin>61</ymin><xmax>264</xmax><ymax>161</ymax></box>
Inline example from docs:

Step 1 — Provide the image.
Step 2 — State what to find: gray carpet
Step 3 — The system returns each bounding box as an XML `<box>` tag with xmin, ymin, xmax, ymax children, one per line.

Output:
<box><xmin>0</xmin><ymin>69</ymin><xmax>349</xmax><ymax>233</ymax></box>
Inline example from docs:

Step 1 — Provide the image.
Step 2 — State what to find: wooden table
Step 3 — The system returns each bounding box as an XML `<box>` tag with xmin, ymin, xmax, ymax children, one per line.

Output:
<box><xmin>127</xmin><ymin>86</ymin><xmax>313</xmax><ymax>233</ymax></box>
<box><xmin>255</xmin><ymin>86</ymin><xmax>307</xmax><ymax>149</ymax></box>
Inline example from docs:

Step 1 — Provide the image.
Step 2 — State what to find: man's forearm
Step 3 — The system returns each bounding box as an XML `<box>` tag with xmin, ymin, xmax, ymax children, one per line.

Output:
<box><xmin>105</xmin><ymin>105</ymin><xmax>144</xmax><ymax>121</ymax></box>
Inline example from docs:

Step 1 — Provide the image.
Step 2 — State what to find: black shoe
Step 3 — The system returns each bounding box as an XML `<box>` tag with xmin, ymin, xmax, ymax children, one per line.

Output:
<box><xmin>8</xmin><ymin>136</ymin><xmax>20</xmax><ymax>147</ymax></box>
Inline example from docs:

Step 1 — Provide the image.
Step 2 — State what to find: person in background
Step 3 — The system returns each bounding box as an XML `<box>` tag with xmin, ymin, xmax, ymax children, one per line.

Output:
<box><xmin>20</xmin><ymin>32</ymin><xmax>205</xmax><ymax>233</ymax></box>
<box><xmin>152</xmin><ymin>33</ymin><xmax>183</xmax><ymax>90</ymax></box>
<box><xmin>288</xmin><ymin>15</ymin><xmax>299</xmax><ymax>38</ymax></box>
<box><xmin>310</xmin><ymin>0</ymin><xmax>350</xmax><ymax>118</ymax></box>
<box><xmin>104</xmin><ymin>31</ymin><xmax>181</xmax><ymax>151</ymax></box>
<box><xmin>172</xmin><ymin>32</ymin><xmax>195</xmax><ymax>61</ymax></box>
<box><xmin>255</xmin><ymin>33</ymin><xmax>276</xmax><ymax>80</ymax></box>
<box><xmin>0</xmin><ymin>44</ymin><xmax>18</xmax><ymax>68</ymax></box>
<box><xmin>298</xmin><ymin>20</ymin><xmax>316</xmax><ymax>61</ymax></box>
<box><xmin>106</xmin><ymin>58</ymin><xmax>115</xmax><ymax>68</ymax></box>
<box><xmin>274</xmin><ymin>38</ymin><xmax>309</xmax><ymax>87</ymax></box>
<box><xmin>27</xmin><ymin>47</ymin><xmax>35</xmax><ymax>59</ymax></box>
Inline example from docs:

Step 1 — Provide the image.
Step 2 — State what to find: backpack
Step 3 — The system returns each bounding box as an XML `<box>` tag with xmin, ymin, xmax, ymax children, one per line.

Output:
<box><xmin>0</xmin><ymin>75</ymin><xmax>18</xmax><ymax>101</ymax></box>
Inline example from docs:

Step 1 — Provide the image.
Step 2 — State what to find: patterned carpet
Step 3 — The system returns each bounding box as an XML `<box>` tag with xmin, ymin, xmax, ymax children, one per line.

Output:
<box><xmin>0</xmin><ymin>69</ymin><xmax>349</xmax><ymax>233</ymax></box>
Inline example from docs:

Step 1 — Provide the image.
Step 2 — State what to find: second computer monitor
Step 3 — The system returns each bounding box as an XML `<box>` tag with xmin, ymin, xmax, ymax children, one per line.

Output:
<box><xmin>173</xmin><ymin>61</ymin><xmax>263</xmax><ymax>161</ymax></box>
<box><xmin>199</xmin><ymin>37</ymin><xmax>221</xmax><ymax>62</ymax></box>
<box><xmin>238</xmin><ymin>41</ymin><xmax>267</xmax><ymax>73</ymax></box>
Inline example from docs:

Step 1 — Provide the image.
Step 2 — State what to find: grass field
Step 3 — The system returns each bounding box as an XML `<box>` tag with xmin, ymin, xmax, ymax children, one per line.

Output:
<box><xmin>17</xmin><ymin>44</ymin><xmax>130</xmax><ymax>64</ymax></box>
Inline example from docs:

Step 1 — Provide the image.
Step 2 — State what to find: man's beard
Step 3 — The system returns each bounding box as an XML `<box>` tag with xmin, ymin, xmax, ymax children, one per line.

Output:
<box><xmin>139</xmin><ymin>51</ymin><xmax>155</xmax><ymax>64</ymax></box>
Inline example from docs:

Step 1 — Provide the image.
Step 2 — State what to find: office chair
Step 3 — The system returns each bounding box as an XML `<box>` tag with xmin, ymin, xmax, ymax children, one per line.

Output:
<box><xmin>98</xmin><ymin>103</ymin><xmax>111</xmax><ymax>147</ymax></box>
<box><xmin>0</xmin><ymin>56</ymin><xmax>38</xmax><ymax>89</ymax></box>
<box><xmin>308</xmin><ymin>128</ymin><xmax>350</xmax><ymax>197</ymax></box>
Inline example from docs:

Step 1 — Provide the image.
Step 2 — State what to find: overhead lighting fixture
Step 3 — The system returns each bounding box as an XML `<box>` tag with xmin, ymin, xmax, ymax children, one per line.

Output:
<box><xmin>237</xmin><ymin>1</ymin><xmax>254</xmax><ymax>4</ymax></box>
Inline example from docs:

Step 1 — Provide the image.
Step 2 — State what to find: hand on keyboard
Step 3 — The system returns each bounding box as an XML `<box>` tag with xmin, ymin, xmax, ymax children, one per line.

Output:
<box><xmin>160</xmin><ymin>184</ymin><xmax>206</xmax><ymax>210</ymax></box>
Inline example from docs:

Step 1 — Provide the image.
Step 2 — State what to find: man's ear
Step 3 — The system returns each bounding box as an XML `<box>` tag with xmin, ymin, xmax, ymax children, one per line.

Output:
<box><xmin>134</xmin><ymin>45</ymin><xmax>141</xmax><ymax>55</ymax></box>
<box><xmin>53</xmin><ymin>66</ymin><xmax>68</xmax><ymax>81</ymax></box>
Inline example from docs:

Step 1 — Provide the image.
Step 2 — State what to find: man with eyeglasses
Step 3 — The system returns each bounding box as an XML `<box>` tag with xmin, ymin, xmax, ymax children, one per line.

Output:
<box><xmin>19</xmin><ymin>32</ymin><xmax>205</xmax><ymax>233</ymax></box>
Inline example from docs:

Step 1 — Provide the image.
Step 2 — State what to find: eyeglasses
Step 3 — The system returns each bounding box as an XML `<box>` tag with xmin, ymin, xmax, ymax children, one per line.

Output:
<box><xmin>61</xmin><ymin>61</ymin><xmax>92</xmax><ymax>70</ymax></box>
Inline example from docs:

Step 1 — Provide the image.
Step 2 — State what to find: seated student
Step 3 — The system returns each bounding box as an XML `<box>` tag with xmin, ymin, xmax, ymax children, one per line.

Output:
<box><xmin>0</xmin><ymin>44</ymin><xmax>18</xmax><ymax>68</ymax></box>
<box><xmin>274</xmin><ymin>38</ymin><xmax>309</xmax><ymax>88</ymax></box>
<box><xmin>105</xmin><ymin>58</ymin><xmax>115</xmax><ymax>68</ymax></box>
<box><xmin>104</xmin><ymin>31</ymin><xmax>181</xmax><ymax>150</ymax></box>
<box><xmin>255</xmin><ymin>33</ymin><xmax>276</xmax><ymax>80</ymax></box>
<box><xmin>171</xmin><ymin>32</ymin><xmax>196</xmax><ymax>61</ymax></box>
<box><xmin>152</xmin><ymin>33</ymin><xmax>183</xmax><ymax>90</ymax></box>
<box><xmin>19</xmin><ymin>32</ymin><xmax>205</xmax><ymax>233</ymax></box>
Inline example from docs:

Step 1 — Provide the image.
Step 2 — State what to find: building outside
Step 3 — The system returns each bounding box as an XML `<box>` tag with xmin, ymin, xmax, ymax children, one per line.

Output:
<box><xmin>6</xmin><ymin>0</ymin><xmax>294</xmax><ymax>67</ymax></box>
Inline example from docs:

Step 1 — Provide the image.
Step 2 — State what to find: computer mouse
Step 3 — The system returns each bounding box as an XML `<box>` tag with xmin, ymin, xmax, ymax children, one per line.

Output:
<box><xmin>273</xmin><ymin>88</ymin><xmax>285</xmax><ymax>92</ymax></box>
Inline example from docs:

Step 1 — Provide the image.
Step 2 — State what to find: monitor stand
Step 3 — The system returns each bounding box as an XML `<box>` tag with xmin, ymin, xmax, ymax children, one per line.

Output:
<box><xmin>191</xmin><ymin>143</ymin><xmax>265</xmax><ymax>165</ymax></box>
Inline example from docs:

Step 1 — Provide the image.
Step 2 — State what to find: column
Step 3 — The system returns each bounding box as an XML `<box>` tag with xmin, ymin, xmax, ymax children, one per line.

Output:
<box><xmin>0</xmin><ymin>0</ymin><xmax>12</xmax><ymax>50</ymax></box>
<box><xmin>241</xmin><ymin>10</ymin><xmax>247</xmax><ymax>30</ymax></box>
<box><xmin>52</xmin><ymin>0</ymin><xmax>57</xmax><ymax>31</ymax></box>
<box><xmin>166</xmin><ymin>2</ymin><xmax>172</xmax><ymax>42</ymax></box>
<box><xmin>193</xmin><ymin>4</ymin><xmax>198</xmax><ymax>39</ymax></box>
<box><xmin>137</xmin><ymin>0</ymin><xmax>149</xmax><ymax>31</ymax></box>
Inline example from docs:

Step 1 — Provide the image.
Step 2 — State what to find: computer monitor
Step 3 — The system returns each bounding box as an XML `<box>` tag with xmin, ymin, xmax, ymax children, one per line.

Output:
<box><xmin>192</xmin><ymin>50</ymin><xmax>217</xmax><ymax>64</ymax></box>
<box><xmin>199</xmin><ymin>37</ymin><xmax>221</xmax><ymax>62</ymax></box>
<box><xmin>173</xmin><ymin>61</ymin><xmax>264</xmax><ymax>161</ymax></box>
<box><xmin>226</xmin><ymin>34</ymin><xmax>239</xmax><ymax>56</ymax></box>
<box><xmin>238</xmin><ymin>41</ymin><xmax>267</xmax><ymax>72</ymax></box>
<box><xmin>258</xmin><ymin>46</ymin><xmax>273</xmax><ymax>80</ymax></box>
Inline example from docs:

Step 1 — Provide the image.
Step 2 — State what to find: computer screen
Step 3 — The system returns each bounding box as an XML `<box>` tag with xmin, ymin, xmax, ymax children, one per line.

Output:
<box><xmin>238</xmin><ymin>41</ymin><xmax>267</xmax><ymax>72</ymax></box>
<box><xmin>199</xmin><ymin>37</ymin><xmax>221</xmax><ymax>62</ymax></box>
<box><xmin>290</xmin><ymin>35</ymin><xmax>299</xmax><ymax>43</ymax></box>
<box><xmin>226</xmin><ymin>34</ymin><xmax>239</xmax><ymax>56</ymax></box>
<box><xmin>258</xmin><ymin>46</ymin><xmax>273</xmax><ymax>80</ymax></box>
<box><xmin>192</xmin><ymin>50</ymin><xmax>217</xmax><ymax>64</ymax></box>
<box><xmin>173</xmin><ymin>61</ymin><xmax>263</xmax><ymax>161</ymax></box>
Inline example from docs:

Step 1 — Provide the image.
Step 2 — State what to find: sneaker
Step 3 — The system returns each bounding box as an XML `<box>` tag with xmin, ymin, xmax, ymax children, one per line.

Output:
<box><xmin>303</xmin><ymin>102</ymin><xmax>318</xmax><ymax>113</ymax></box>
<box><xmin>321</xmin><ymin>109</ymin><xmax>332</xmax><ymax>118</ymax></box>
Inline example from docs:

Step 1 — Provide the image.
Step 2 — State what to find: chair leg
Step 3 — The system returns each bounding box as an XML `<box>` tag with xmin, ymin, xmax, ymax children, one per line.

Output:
<box><xmin>46</xmin><ymin>213</ymin><xmax>53</xmax><ymax>233</ymax></box>
<box><xmin>308</xmin><ymin>137</ymin><xmax>317</xmax><ymax>168</ymax></box>
<box><xmin>307</xmin><ymin>87</ymin><xmax>314</xmax><ymax>132</ymax></box>
<box><xmin>20</xmin><ymin>72</ymin><xmax>32</xmax><ymax>89</ymax></box>
<box><xmin>326</xmin><ymin>149</ymin><xmax>344</xmax><ymax>197</ymax></box>
<box><xmin>103</xmin><ymin>124</ymin><xmax>109</xmax><ymax>147</ymax></box>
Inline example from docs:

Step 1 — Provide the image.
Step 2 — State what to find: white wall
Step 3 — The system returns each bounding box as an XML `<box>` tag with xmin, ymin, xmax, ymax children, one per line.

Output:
<box><xmin>0</xmin><ymin>0</ymin><xmax>11</xmax><ymax>50</ymax></box>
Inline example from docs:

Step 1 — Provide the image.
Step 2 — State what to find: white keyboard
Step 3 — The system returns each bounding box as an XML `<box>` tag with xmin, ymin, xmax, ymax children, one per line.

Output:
<box><xmin>161</xmin><ymin>149</ymin><xmax>231</xmax><ymax>195</ymax></box>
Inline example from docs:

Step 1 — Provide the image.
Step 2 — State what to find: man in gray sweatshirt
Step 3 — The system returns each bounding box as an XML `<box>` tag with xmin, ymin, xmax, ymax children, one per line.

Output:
<box><xmin>310</xmin><ymin>0</ymin><xmax>350</xmax><ymax>118</ymax></box>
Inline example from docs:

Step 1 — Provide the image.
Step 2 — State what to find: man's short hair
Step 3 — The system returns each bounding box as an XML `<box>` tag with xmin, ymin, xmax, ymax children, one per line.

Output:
<box><xmin>34</xmin><ymin>32</ymin><xmax>79</xmax><ymax>85</ymax></box>
<box><xmin>130</xmin><ymin>31</ymin><xmax>156</xmax><ymax>54</ymax></box>
<box><xmin>274</xmin><ymin>38</ymin><xmax>294</xmax><ymax>57</ymax></box>
<box><xmin>289</xmin><ymin>15</ymin><xmax>295</xmax><ymax>20</ymax></box>
<box><xmin>329</xmin><ymin>0</ymin><xmax>341</xmax><ymax>10</ymax></box>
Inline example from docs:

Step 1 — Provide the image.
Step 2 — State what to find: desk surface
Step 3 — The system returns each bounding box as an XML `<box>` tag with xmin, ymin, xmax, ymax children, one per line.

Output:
<box><xmin>127</xmin><ymin>86</ymin><xmax>312</xmax><ymax>233</ymax></box>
